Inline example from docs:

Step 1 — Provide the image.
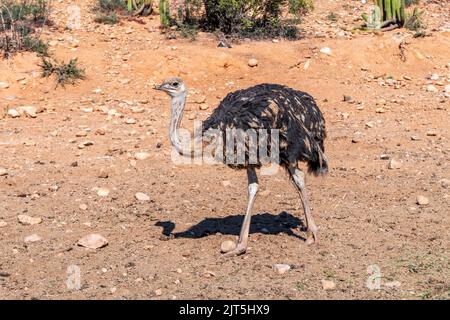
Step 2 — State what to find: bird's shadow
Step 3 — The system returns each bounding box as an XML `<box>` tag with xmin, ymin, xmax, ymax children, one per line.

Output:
<box><xmin>155</xmin><ymin>211</ymin><xmax>306</xmax><ymax>241</ymax></box>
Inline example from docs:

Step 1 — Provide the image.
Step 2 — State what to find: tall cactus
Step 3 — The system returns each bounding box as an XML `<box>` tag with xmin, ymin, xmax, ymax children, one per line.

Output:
<box><xmin>369</xmin><ymin>0</ymin><xmax>406</xmax><ymax>28</ymax></box>
<box><xmin>159</xmin><ymin>0</ymin><xmax>170</xmax><ymax>26</ymax></box>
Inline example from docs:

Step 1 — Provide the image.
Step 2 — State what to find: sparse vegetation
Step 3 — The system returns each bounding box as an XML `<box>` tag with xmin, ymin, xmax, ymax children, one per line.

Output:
<box><xmin>327</xmin><ymin>12</ymin><xmax>338</xmax><ymax>22</ymax></box>
<box><xmin>405</xmin><ymin>0</ymin><xmax>420</xmax><ymax>7</ymax></box>
<box><xmin>40</xmin><ymin>58</ymin><xmax>85</xmax><ymax>87</ymax></box>
<box><xmin>173</xmin><ymin>0</ymin><xmax>313</xmax><ymax>40</ymax></box>
<box><xmin>94</xmin><ymin>12</ymin><xmax>120</xmax><ymax>24</ymax></box>
<box><xmin>0</xmin><ymin>0</ymin><xmax>51</xmax><ymax>58</ymax></box>
<box><xmin>404</xmin><ymin>7</ymin><xmax>424</xmax><ymax>31</ymax></box>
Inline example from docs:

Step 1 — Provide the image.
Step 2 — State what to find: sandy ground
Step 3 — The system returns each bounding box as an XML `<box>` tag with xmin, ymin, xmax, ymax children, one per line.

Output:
<box><xmin>0</xmin><ymin>0</ymin><xmax>449</xmax><ymax>299</ymax></box>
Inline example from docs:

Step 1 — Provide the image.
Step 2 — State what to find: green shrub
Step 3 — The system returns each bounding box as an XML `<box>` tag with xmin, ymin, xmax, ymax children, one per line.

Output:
<box><xmin>40</xmin><ymin>58</ymin><xmax>85</xmax><ymax>87</ymax></box>
<box><xmin>175</xmin><ymin>0</ymin><xmax>313</xmax><ymax>39</ymax></box>
<box><xmin>94</xmin><ymin>12</ymin><xmax>120</xmax><ymax>24</ymax></box>
<box><xmin>0</xmin><ymin>0</ymin><xmax>51</xmax><ymax>58</ymax></box>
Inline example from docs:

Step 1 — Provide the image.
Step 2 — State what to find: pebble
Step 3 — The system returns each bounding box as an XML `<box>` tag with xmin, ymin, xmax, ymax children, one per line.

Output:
<box><xmin>75</xmin><ymin>131</ymin><xmax>88</xmax><ymax>137</ymax></box>
<box><xmin>18</xmin><ymin>106</ymin><xmax>38</xmax><ymax>118</ymax></box>
<box><xmin>77</xmin><ymin>234</ymin><xmax>108</xmax><ymax>249</ymax></box>
<box><xmin>79</xmin><ymin>204</ymin><xmax>88</xmax><ymax>211</ymax></box>
<box><xmin>343</xmin><ymin>95</ymin><xmax>352</xmax><ymax>102</ymax></box>
<box><xmin>248</xmin><ymin>58</ymin><xmax>258</xmax><ymax>67</ymax></box>
<box><xmin>220</xmin><ymin>240</ymin><xmax>236</xmax><ymax>253</ymax></box>
<box><xmin>195</xmin><ymin>95</ymin><xmax>206</xmax><ymax>104</ymax></box>
<box><xmin>8</xmin><ymin>109</ymin><xmax>20</xmax><ymax>118</ymax></box>
<box><xmin>0</xmin><ymin>220</ymin><xmax>7</xmax><ymax>228</ymax></box>
<box><xmin>384</xmin><ymin>281</ymin><xmax>401</xmax><ymax>289</ymax></box>
<box><xmin>388</xmin><ymin>159</ymin><xmax>402</xmax><ymax>169</ymax></box>
<box><xmin>125</xmin><ymin>118</ymin><xmax>137</xmax><ymax>124</ymax></box>
<box><xmin>135</xmin><ymin>192</ymin><xmax>150</xmax><ymax>201</ymax></box>
<box><xmin>319</xmin><ymin>47</ymin><xmax>332</xmax><ymax>55</ymax></box>
<box><xmin>426</xmin><ymin>85</ymin><xmax>438</xmax><ymax>93</ymax></box>
<box><xmin>416</xmin><ymin>195</ymin><xmax>429</xmax><ymax>206</ymax></box>
<box><xmin>439</xmin><ymin>178</ymin><xmax>450</xmax><ymax>188</ymax></box>
<box><xmin>188</xmin><ymin>113</ymin><xmax>197</xmax><ymax>120</ymax></box>
<box><xmin>222</xmin><ymin>180</ymin><xmax>231</xmax><ymax>187</ymax></box>
<box><xmin>24</xmin><ymin>234</ymin><xmax>42</xmax><ymax>243</ymax></box>
<box><xmin>97</xmin><ymin>188</ymin><xmax>110</xmax><ymax>197</ymax></box>
<box><xmin>18</xmin><ymin>215</ymin><xmax>42</xmax><ymax>225</ymax></box>
<box><xmin>0</xmin><ymin>167</ymin><xmax>8</xmax><ymax>176</ymax></box>
<box><xmin>426</xmin><ymin>130</ymin><xmax>437</xmax><ymax>136</ymax></box>
<box><xmin>98</xmin><ymin>169</ymin><xmax>109</xmax><ymax>179</ymax></box>
<box><xmin>95</xmin><ymin>128</ymin><xmax>106</xmax><ymax>135</ymax></box>
<box><xmin>154</xmin><ymin>289</ymin><xmax>162</xmax><ymax>296</ymax></box>
<box><xmin>0</xmin><ymin>82</ymin><xmax>10</xmax><ymax>89</ymax></box>
<box><xmin>273</xmin><ymin>264</ymin><xmax>291</xmax><ymax>275</ymax></box>
<box><xmin>135</xmin><ymin>152</ymin><xmax>151</xmax><ymax>160</ymax></box>
<box><xmin>321</xmin><ymin>280</ymin><xmax>336</xmax><ymax>290</ymax></box>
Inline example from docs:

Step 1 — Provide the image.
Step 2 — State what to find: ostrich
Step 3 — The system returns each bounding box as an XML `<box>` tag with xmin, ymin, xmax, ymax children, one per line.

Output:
<box><xmin>155</xmin><ymin>77</ymin><xmax>328</xmax><ymax>257</ymax></box>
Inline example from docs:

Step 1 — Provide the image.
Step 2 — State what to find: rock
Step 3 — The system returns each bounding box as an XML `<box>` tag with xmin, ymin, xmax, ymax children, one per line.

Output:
<box><xmin>125</xmin><ymin>118</ymin><xmax>137</xmax><ymax>124</ymax></box>
<box><xmin>273</xmin><ymin>264</ymin><xmax>291</xmax><ymax>275</ymax></box>
<box><xmin>98</xmin><ymin>169</ymin><xmax>109</xmax><ymax>179</ymax></box>
<box><xmin>220</xmin><ymin>240</ymin><xmax>236</xmax><ymax>253</ymax></box>
<box><xmin>77</xmin><ymin>234</ymin><xmax>108</xmax><ymax>249</ymax></box>
<box><xmin>0</xmin><ymin>271</ymin><xmax>11</xmax><ymax>277</ymax></box>
<box><xmin>429</xmin><ymin>73</ymin><xmax>439</xmax><ymax>81</ymax></box>
<box><xmin>380</xmin><ymin>154</ymin><xmax>390</xmax><ymax>160</ymax></box>
<box><xmin>199</xmin><ymin>104</ymin><xmax>209</xmax><ymax>110</ymax></box>
<box><xmin>0</xmin><ymin>220</ymin><xmax>7</xmax><ymax>228</ymax></box>
<box><xmin>439</xmin><ymin>178</ymin><xmax>450</xmax><ymax>188</ymax></box>
<box><xmin>18</xmin><ymin>215</ymin><xmax>42</xmax><ymax>225</ymax></box>
<box><xmin>97</xmin><ymin>188</ymin><xmax>110</xmax><ymax>197</ymax></box>
<box><xmin>154</xmin><ymin>289</ymin><xmax>162</xmax><ymax>296</ymax></box>
<box><xmin>188</xmin><ymin>113</ymin><xmax>197</xmax><ymax>120</ymax></box>
<box><xmin>0</xmin><ymin>167</ymin><xmax>8</xmax><ymax>176</ymax></box>
<box><xmin>79</xmin><ymin>204</ymin><xmax>88</xmax><ymax>211</ymax></box>
<box><xmin>444</xmin><ymin>85</ymin><xmax>450</xmax><ymax>94</ymax></box>
<box><xmin>426</xmin><ymin>85</ymin><xmax>438</xmax><ymax>93</ymax></box>
<box><xmin>135</xmin><ymin>152</ymin><xmax>150</xmax><ymax>160</ymax></box>
<box><xmin>321</xmin><ymin>280</ymin><xmax>336</xmax><ymax>290</ymax></box>
<box><xmin>195</xmin><ymin>95</ymin><xmax>206</xmax><ymax>104</ymax></box>
<box><xmin>8</xmin><ymin>109</ymin><xmax>20</xmax><ymax>118</ymax></box>
<box><xmin>416</xmin><ymin>195</ymin><xmax>429</xmax><ymax>206</ymax></box>
<box><xmin>24</xmin><ymin>234</ymin><xmax>42</xmax><ymax>243</ymax></box>
<box><xmin>248</xmin><ymin>58</ymin><xmax>258</xmax><ymax>67</ymax></box>
<box><xmin>75</xmin><ymin>131</ymin><xmax>88</xmax><ymax>137</ymax></box>
<box><xmin>48</xmin><ymin>40</ymin><xmax>58</xmax><ymax>47</ymax></box>
<box><xmin>95</xmin><ymin>128</ymin><xmax>106</xmax><ymax>135</ymax></box>
<box><xmin>135</xmin><ymin>192</ymin><xmax>150</xmax><ymax>201</ymax></box>
<box><xmin>222</xmin><ymin>180</ymin><xmax>231</xmax><ymax>187</ymax></box>
<box><xmin>426</xmin><ymin>130</ymin><xmax>437</xmax><ymax>136</ymax></box>
<box><xmin>388</xmin><ymin>159</ymin><xmax>402</xmax><ymax>169</ymax></box>
<box><xmin>0</xmin><ymin>82</ymin><xmax>10</xmax><ymax>89</ymax></box>
<box><xmin>319</xmin><ymin>47</ymin><xmax>332</xmax><ymax>55</ymax></box>
<box><xmin>343</xmin><ymin>95</ymin><xmax>352</xmax><ymax>102</ymax></box>
<box><xmin>384</xmin><ymin>281</ymin><xmax>401</xmax><ymax>289</ymax></box>
<box><xmin>18</xmin><ymin>106</ymin><xmax>37</xmax><ymax>118</ymax></box>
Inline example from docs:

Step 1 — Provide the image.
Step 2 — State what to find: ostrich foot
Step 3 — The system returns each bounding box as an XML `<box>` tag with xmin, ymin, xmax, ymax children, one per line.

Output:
<box><xmin>305</xmin><ymin>229</ymin><xmax>317</xmax><ymax>245</ymax></box>
<box><xmin>219</xmin><ymin>243</ymin><xmax>247</xmax><ymax>258</ymax></box>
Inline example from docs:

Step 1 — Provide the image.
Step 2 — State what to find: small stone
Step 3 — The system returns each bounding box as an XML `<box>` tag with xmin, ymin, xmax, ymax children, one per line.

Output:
<box><xmin>426</xmin><ymin>85</ymin><xmax>438</xmax><ymax>93</ymax></box>
<box><xmin>195</xmin><ymin>95</ymin><xmax>206</xmax><ymax>104</ymax></box>
<box><xmin>75</xmin><ymin>131</ymin><xmax>88</xmax><ymax>137</ymax></box>
<box><xmin>248</xmin><ymin>58</ymin><xmax>258</xmax><ymax>67</ymax></box>
<box><xmin>135</xmin><ymin>152</ymin><xmax>150</xmax><ymax>160</ymax></box>
<box><xmin>0</xmin><ymin>220</ymin><xmax>7</xmax><ymax>228</ymax></box>
<box><xmin>319</xmin><ymin>47</ymin><xmax>332</xmax><ymax>55</ymax></box>
<box><xmin>343</xmin><ymin>95</ymin><xmax>352</xmax><ymax>102</ymax></box>
<box><xmin>222</xmin><ymin>180</ymin><xmax>231</xmax><ymax>187</ymax></box>
<box><xmin>380</xmin><ymin>154</ymin><xmax>390</xmax><ymax>160</ymax></box>
<box><xmin>411</xmin><ymin>135</ymin><xmax>420</xmax><ymax>141</ymax></box>
<box><xmin>18</xmin><ymin>106</ymin><xmax>37</xmax><ymax>118</ymax></box>
<box><xmin>98</xmin><ymin>169</ymin><xmax>109</xmax><ymax>179</ymax></box>
<box><xmin>24</xmin><ymin>234</ymin><xmax>42</xmax><ymax>243</ymax></box>
<box><xmin>95</xmin><ymin>128</ymin><xmax>106</xmax><ymax>135</ymax></box>
<box><xmin>321</xmin><ymin>280</ymin><xmax>336</xmax><ymax>290</ymax></box>
<box><xmin>416</xmin><ymin>195</ymin><xmax>429</xmax><ymax>206</ymax></box>
<box><xmin>79</xmin><ymin>204</ymin><xmax>88</xmax><ymax>211</ymax></box>
<box><xmin>375</xmin><ymin>107</ymin><xmax>386</xmax><ymax>113</ymax></box>
<box><xmin>8</xmin><ymin>109</ymin><xmax>20</xmax><ymax>118</ymax></box>
<box><xmin>439</xmin><ymin>178</ymin><xmax>450</xmax><ymax>188</ymax></box>
<box><xmin>18</xmin><ymin>215</ymin><xmax>42</xmax><ymax>225</ymax></box>
<box><xmin>444</xmin><ymin>85</ymin><xmax>450</xmax><ymax>94</ymax></box>
<box><xmin>48</xmin><ymin>40</ymin><xmax>58</xmax><ymax>47</ymax></box>
<box><xmin>426</xmin><ymin>130</ymin><xmax>437</xmax><ymax>136</ymax></box>
<box><xmin>135</xmin><ymin>192</ymin><xmax>150</xmax><ymax>202</ymax></box>
<box><xmin>273</xmin><ymin>264</ymin><xmax>291</xmax><ymax>275</ymax></box>
<box><xmin>97</xmin><ymin>188</ymin><xmax>110</xmax><ymax>197</ymax></box>
<box><xmin>0</xmin><ymin>82</ymin><xmax>10</xmax><ymax>89</ymax></box>
<box><xmin>154</xmin><ymin>289</ymin><xmax>162</xmax><ymax>296</ymax></box>
<box><xmin>125</xmin><ymin>118</ymin><xmax>137</xmax><ymax>124</ymax></box>
<box><xmin>388</xmin><ymin>159</ymin><xmax>402</xmax><ymax>169</ymax></box>
<box><xmin>188</xmin><ymin>113</ymin><xmax>197</xmax><ymax>120</ymax></box>
<box><xmin>220</xmin><ymin>240</ymin><xmax>236</xmax><ymax>253</ymax></box>
<box><xmin>429</xmin><ymin>73</ymin><xmax>439</xmax><ymax>81</ymax></box>
<box><xmin>0</xmin><ymin>167</ymin><xmax>8</xmax><ymax>176</ymax></box>
<box><xmin>199</xmin><ymin>104</ymin><xmax>209</xmax><ymax>110</ymax></box>
<box><xmin>384</xmin><ymin>281</ymin><xmax>401</xmax><ymax>289</ymax></box>
<box><xmin>77</xmin><ymin>234</ymin><xmax>108</xmax><ymax>249</ymax></box>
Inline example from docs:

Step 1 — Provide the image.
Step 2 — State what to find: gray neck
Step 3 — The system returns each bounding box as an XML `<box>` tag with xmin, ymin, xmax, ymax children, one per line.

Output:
<box><xmin>169</xmin><ymin>92</ymin><xmax>188</xmax><ymax>155</ymax></box>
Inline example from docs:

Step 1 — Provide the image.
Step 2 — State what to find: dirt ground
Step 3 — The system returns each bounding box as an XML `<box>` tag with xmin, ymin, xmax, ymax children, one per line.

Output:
<box><xmin>0</xmin><ymin>0</ymin><xmax>449</xmax><ymax>300</ymax></box>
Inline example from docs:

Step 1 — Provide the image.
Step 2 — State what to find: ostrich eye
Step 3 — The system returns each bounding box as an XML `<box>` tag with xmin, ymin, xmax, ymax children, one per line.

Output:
<box><xmin>172</xmin><ymin>82</ymin><xmax>179</xmax><ymax>87</ymax></box>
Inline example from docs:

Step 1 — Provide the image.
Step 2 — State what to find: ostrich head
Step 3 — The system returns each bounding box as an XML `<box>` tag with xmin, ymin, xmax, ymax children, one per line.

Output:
<box><xmin>154</xmin><ymin>77</ymin><xmax>188</xmax><ymax>154</ymax></box>
<box><xmin>154</xmin><ymin>77</ymin><xmax>186</xmax><ymax>97</ymax></box>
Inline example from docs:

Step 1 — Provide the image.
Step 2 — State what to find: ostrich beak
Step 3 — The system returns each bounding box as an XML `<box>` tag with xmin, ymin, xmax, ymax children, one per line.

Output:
<box><xmin>153</xmin><ymin>83</ymin><xmax>163</xmax><ymax>90</ymax></box>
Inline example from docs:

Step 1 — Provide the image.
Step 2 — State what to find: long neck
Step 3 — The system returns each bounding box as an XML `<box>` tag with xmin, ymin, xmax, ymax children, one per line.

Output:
<box><xmin>169</xmin><ymin>92</ymin><xmax>188</xmax><ymax>155</ymax></box>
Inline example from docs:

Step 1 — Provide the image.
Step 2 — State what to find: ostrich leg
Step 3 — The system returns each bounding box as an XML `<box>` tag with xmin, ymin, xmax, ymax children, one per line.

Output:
<box><xmin>222</xmin><ymin>167</ymin><xmax>259</xmax><ymax>257</ymax></box>
<box><xmin>289</xmin><ymin>165</ymin><xmax>318</xmax><ymax>245</ymax></box>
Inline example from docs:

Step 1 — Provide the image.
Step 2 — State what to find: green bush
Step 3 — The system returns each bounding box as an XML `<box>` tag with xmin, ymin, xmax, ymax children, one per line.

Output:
<box><xmin>40</xmin><ymin>58</ymin><xmax>85</xmax><ymax>87</ymax></box>
<box><xmin>175</xmin><ymin>0</ymin><xmax>313</xmax><ymax>39</ymax></box>
<box><xmin>0</xmin><ymin>0</ymin><xmax>51</xmax><ymax>57</ymax></box>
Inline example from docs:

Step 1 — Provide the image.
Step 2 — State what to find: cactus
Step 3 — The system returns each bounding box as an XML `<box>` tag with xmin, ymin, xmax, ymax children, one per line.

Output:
<box><xmin>365</xmin><ymin>0</ymin><xmax>406</xmax><ymax>29</ymax></box>
<box><xmin>159</xmin><ymin>0</ymin><xmax>170</xmax><ymax>26</ymax></box>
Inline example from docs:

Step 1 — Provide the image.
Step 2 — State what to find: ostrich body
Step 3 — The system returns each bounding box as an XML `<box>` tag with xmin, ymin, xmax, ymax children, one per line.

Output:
<box><xmin>155</xmin><ymin>77</ymin><xmax>328</xmax><ymax>257</ymax></box>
